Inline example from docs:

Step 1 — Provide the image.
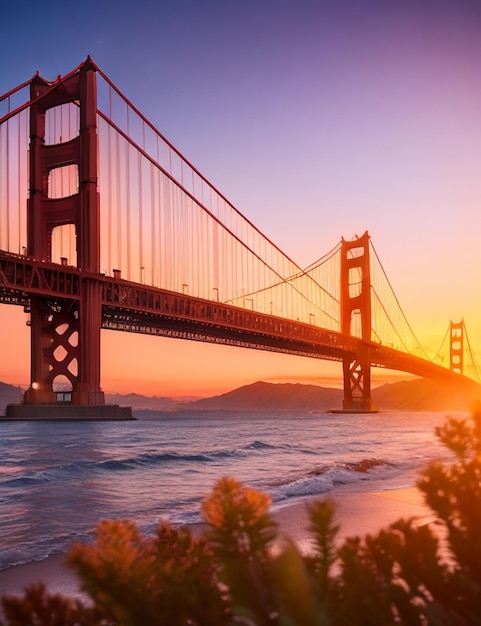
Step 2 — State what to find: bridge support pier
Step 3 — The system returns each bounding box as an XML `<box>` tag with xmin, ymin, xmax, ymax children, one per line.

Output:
<box><xmin>24</xmin><ymin>297</ymin><xmax>79</xmax><ymax>406</ymax></box>
<box><xmin>339</xmin><ymin>232</ymin><xmax>377</xmax><ymax>413</ymax></box>
<box><xmin>342</xmin><ymin>347</ymin><xmax>376</xmax><ymax>412</ymax></box>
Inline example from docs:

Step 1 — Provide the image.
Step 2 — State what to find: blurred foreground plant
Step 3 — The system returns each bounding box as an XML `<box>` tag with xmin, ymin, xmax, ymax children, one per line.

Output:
<box><xmin>2</xmin><ymin>411</ymin><xmax>481</xmax><ymax>625</ymax></box>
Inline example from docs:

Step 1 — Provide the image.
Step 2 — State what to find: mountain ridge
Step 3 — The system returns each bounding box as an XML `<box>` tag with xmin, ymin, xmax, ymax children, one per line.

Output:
<box><xmin>185</xmin><ymin>379</ymin><xmax>480</xmax><ymax>412</ymax></box>
<box><xmin>1</xmin><ymin>378</ymin><xmax>479</xmax><ymax>415</ymax></box>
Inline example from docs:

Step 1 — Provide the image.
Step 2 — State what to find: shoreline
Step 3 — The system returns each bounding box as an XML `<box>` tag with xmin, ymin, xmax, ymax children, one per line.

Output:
<box><xmin>0</xmin><ymin>485</ymin><xmax>433</xmax><ymax>599</ymax></box>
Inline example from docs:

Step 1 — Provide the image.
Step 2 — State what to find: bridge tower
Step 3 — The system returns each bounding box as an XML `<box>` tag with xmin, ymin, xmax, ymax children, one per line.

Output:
<box><xmin>22</xmin><ymin>58</ymin><xmax>105</xmax><ymax>409</ymax></box>
<box><xmin>340</xmin><ymin>231</ymin><xmax>376</xmax><ymax>412</ymax></box>
<box><xmin>449</xmin><ymin>320</ymin><xmax>464</xmax><ymax>375</ymax></box>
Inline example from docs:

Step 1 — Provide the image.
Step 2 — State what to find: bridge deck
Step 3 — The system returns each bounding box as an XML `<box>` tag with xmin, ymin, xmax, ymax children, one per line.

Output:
<box><xmin>1</xmin><ymin>250</ymin><xmax>478</xmax><ymax>393</ymax></box>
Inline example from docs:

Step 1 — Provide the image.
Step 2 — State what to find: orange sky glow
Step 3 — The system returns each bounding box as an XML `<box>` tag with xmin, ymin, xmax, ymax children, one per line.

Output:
<box><xmin>1</xmin><ymin>1</ymin><xmax>480</xmax><ymax>398</ymax></box>
<box><xmin>0</xmin><ymin>303</ymin><xmax>453</xmax><ymax>398</ymax></box>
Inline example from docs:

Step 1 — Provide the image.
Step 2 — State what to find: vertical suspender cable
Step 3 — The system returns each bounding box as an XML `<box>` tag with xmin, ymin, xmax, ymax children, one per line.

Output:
<box><xmin>107</xmin><ymin>122</ymin><xmax>112</xmax><ymax>275</ymax></box>
<box><xmin>192</xmin><ymin>197</ymin><xmax>196</xmax><ymax>296</ymax></box>
<box><xmin>138</xmin><ymin>149</ymin><xmax>143</xmax><ymax>282</ymax></box>
<box><xmin>167</xmin><ymin>179</ymin><xmax>172</xmax><ymax>290</ymax></box>
<box><xmin>163</xmin><ymin>178</ymin><xmax>168</xmax><ymax>289</ymax></box>
<box><xmin>176</xmin><ymin>181</ymin><xmax>181</xmax><ymax>289</ymax></box>
<box><xmin>59</xmin><ymin>106</ymin><xmax>64</xmax><ymax>259</ymax></box>
<box><xmin>194</xmin><ymin>200</ymin><xmax>198</xmax><ymax>296</ymax></box>
<box><xmin>464</xmin><ymin>322</ymin><xmax>481</xmax><ymax>381</ymax></box>
<box><xmin>107</xmin><ymin>85</ymin><xmax>113</xmax><ymax>265</ymax></box>
<box><xmin>230</xmin><ymin>226</ymin><xmax>234</xmax><ymax>301</ymax></box>
<box><xmin>213</xmin><ymin>191</ymin><xmax>219</xmax><ymax>301</ymax></box>
<box><xmin>6</xmin><ymin>115</ymin><xmax>9</xmax><ymax>252</ymax></box>
<box><xmin>158</xmin><ymin>169</ymin><xmax>163</xmax><ymax>289</ymax></box>
<box><xmin>126</xmin><ymin>106</ymin><xmax>131</xmax><ymax>280</ymax></box>
<box><xmin>116</xmin><ymin>129</ymin><xmax>121</xmax><ymax>272</ymax></box>
<box><xmin>25</xmin><ymin>110</ymin><xmax>28</xmax><ymax>253</ymax></box>
<box><xmin>17</xmin><ymin>112</ymin><xmax>21</xmax><ymax>254</ymax></box>
<box><xmin>181</xmin><ymin>184</ymin><xmax>185</xmax><ymax>289</ymax></box>
<box><xmin>190</xmin><ymin>196</ymin><xmax>194</xmax><ymax>294</ymax></box>
<box><xmin>155</xmin><ymin>136</ymin><xmax>161</xmax><ymax>287</ymax></box>
<box><xmin>0</xmin><ymin>121</ymin><xmax>2</xmax><ymax>249</ymax></box>
<box><xmin>151</xmin><ymin>161</ymin><xmax>155</xmax><ymax>285</ymax></box>
<box><xmin>199</xmin><ymin>200</ymin><xmax>203</xmax><ymax>297</ymax></box>
<box><xmin>251</xmin><ymin>231</ymin><xmax>254</xmax><ymax>303</ymax></box>
<box><xmin>171</xmin><ymin>185</ymin><xmax>176</xmax><ymax>289</ymax></box>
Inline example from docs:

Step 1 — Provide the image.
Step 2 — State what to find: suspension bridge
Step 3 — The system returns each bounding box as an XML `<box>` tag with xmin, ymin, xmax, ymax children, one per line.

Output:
<box><xmin>0</xmin><ymin>57</ymin><xmax>479</xmax><ymax>418</ymax></box>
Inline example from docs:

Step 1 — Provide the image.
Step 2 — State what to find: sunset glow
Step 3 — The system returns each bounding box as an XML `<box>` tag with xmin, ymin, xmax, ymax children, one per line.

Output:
<box><xmin>1</xmin><ymin>0</ymin><xmax>480</xmax><ymax>397</ymax></box>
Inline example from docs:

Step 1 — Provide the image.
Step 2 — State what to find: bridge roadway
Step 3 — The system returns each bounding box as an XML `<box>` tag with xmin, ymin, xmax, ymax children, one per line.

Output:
<box><xmin>0</xmin><ymin>250</ymin><xmax>478</xmax><ymax>393</ymax></box>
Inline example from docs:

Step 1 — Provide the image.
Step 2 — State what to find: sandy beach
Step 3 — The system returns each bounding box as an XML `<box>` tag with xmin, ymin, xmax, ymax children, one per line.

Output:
<box><xmin>0</xmin><ymin>485</ymin><xmax>434</xmax><ymax>600</ymax></box>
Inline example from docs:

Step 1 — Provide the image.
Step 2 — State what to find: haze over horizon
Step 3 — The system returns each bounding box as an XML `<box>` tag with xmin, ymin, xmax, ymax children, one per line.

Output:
<box><xmin>1</xmin><ymin>0</ymin><xmax>480</xmax><ymax>396</ymax></box>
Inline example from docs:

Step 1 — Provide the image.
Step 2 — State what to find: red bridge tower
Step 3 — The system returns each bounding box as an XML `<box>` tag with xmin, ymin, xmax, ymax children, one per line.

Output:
<box><xmin>7</xmin><ymin>59</ymin><xmax>131</xmax><ymax>419</ymax></box>
<box><xmin>449</xmin><ymin>320</ymin><xmax>464</xmax><ymax>375</ymax></box>
<box><xmin>340</xmin><ymin>232</ymin><xmax>376</xmax><ymax>412</ymax></box>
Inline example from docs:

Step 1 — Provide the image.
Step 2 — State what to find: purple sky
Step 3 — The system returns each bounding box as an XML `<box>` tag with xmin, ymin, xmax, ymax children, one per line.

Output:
<box><xmin>1</xmin><ymin>0</ymin><xmax>480</xmax><ymax>395</ymax></box>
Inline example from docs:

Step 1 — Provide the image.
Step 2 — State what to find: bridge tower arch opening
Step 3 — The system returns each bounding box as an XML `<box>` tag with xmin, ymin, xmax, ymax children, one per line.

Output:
<box><xmin>340</xmin><ymin>231</ymin><xmax>376</xmax><ymax>412</ymax></box>
<box><xmin>52</xmin><ymin>374</ymin><xmax>73</xmax><ymax>404</ymax></box>
<box><xmin>22</xmin><ymin>58</ymin><xmax>105</xmax><ymax>408</ymax></box>
<box><xmin>51</xmin><ymin>224</ymin><xmax>77</xmax><ymax>266</ymax></box>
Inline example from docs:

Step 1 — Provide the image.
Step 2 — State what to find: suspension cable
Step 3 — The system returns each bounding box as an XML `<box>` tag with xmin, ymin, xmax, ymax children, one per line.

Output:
<box><xmin>370</xmin><ymin>241</ymin><xmax>430</xmax><ymax>359</ymax></box>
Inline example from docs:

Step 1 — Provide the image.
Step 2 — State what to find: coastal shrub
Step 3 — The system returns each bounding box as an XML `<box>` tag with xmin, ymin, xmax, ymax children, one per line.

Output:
<box><xmin>2</xmin><ymin>411</ymin><xmax>481</xmax><ymax>625</ymax></box>
<box><xmin>0</xmin><ymin>583</ymin><xmax>104</xmax><ymax>626</ymax></box>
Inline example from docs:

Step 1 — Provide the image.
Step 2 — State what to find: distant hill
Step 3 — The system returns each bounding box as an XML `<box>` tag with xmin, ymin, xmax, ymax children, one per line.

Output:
<box><xmin>1</xmin><ymin>378</ymin><xmax>479</xmax><ymax>416</ymax></box>
<box><xmin>0</xmin><ymin>385</ymin><xmax>199</xmax><ymax>415</ymax></box>
<box><xmin>104</xmin><ymin>392</ymin><xmax>197</xmax><ymax>411</ymax></box>
<box><xmin>372</xmin><ymin>378</ymin><xmax>481</xmax><ymax>411</ymax></box>
<box><xmin>0</xmin><ymin>382</ymin><xmax>23</xmax><ymax>415</ymax></box>
<box><xmin>189</xmin><ymin>381</ymin><xmax>343</xmax><ymax>411</ymax></box>
<box><xmin>187</xmin><ymin>379</ymin><xmax>481</xmax><ymax>412</ymax></box>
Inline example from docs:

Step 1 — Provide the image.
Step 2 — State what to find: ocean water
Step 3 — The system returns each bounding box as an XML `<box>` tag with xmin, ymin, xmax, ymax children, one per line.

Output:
<box><xmin>0</xmin><ymin>409</ymin><xmax>461</xmax><ymax>571</ymax></box>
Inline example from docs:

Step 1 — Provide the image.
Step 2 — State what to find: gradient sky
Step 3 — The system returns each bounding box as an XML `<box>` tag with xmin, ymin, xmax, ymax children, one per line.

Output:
<box><xmin>1</xmin><ymin>0</ymin><xmax>480</xmax><ymax>396</ymax></box>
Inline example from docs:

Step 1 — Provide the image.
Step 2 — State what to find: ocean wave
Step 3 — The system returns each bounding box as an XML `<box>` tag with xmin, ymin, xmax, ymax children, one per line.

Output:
<box><xmin>242</xmin><ymin>440</ymin><xmax>318</xmax><ymax>456</ymax></box>
<box><xmin>309</xmin><ymin>458</ymin><xmax>389</xmax><ymax>476</ymax></box>
<box><xmin>96</xmin><ymin>449</ymin><xmax>246</xmax><ymax>469</ymax></box>
<box><xmin>2</xmin><ymin>476</ymin><xmax>41</xmax><ymax>488</ymax></box>
<box><xmin>0</xmin><ymin>449</ymin><xmax>246</xmax><ymax>486</ymax></box>
<box><xmin>0</xmin><ymin>528</ymin><xmax>93</xmax><ymax>571</ymax></box>
<box><xmin>96</xmin><ymin>452</ymin><xmax>214</xmax><ymax>471</ymax></box>
<box><xmin>243</xmin><ymin>440</ymin><xmax>277</xmax><ymax>450</ymax></box>
<box><xmin>270</xmin><ymin>458</ymin><xmax>390</xmax><ymax>502</ymax></box>
<box><xmin>0</xmin><ymin>411</ymin><xmax>446</xmax><ymax>572</ymax></box>
<box><xmin>1</xmin><ymin>470</ymin><xmax>57</xmax><ymax>487</ymax></box>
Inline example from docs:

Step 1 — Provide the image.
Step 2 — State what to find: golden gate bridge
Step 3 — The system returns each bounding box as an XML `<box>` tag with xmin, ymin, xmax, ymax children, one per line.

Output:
<box><xmin>0</xmin><ymin>57</ymin><xmax>479</xmax><ymax>418</ymax></box>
